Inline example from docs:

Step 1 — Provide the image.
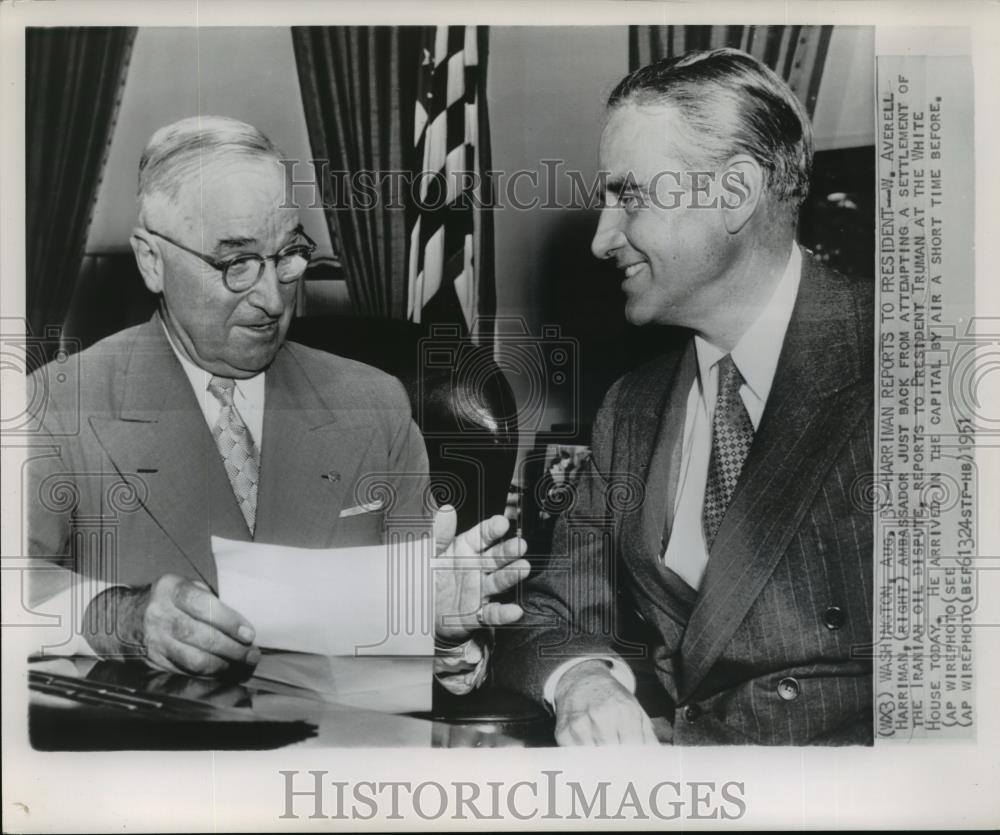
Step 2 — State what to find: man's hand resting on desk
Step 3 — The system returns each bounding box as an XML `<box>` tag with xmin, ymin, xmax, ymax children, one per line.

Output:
<box><xmin>85</xmin><ymin>574</ymin><xmax>260</xmax><ymax>676</ymax></box>
<box><xmin>554</xmin><ymin>660</ymin><xmax>658</xmax><ymax>745</ymax></box>
<box><xmin>432</xmin><ymin>505</ymin><xmax>529</xmax><ymax>644</ymax></box>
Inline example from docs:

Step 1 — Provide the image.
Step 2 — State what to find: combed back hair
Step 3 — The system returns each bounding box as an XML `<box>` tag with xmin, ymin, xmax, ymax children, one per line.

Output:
<box><xmin>607</xmin><ymin>48</ymin><xmax>813</xmax><ymax>210</ymax></box>
<box><xmin>137</xmin><ymin>115</ymin><xmax>282</xmax><ymax>224</ymax></box>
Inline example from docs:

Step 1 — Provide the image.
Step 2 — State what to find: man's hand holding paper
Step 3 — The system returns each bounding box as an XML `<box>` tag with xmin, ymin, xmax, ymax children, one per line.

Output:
<box><xmin>84</xmin><ymin>575</ymin><xmax>260</xmax><ymax>677</ymax></box>
<box><xmin>74</xmin><ymin>506</ymin><xmax>528</xmax><ymax>688</ymax></box>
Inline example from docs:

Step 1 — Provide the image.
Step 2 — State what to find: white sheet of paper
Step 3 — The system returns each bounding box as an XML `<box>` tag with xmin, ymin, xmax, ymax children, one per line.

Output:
<box><xmin>212</xmin><ymin>536</ymin><xmax>434</xmax><ymax>657</ymax></box>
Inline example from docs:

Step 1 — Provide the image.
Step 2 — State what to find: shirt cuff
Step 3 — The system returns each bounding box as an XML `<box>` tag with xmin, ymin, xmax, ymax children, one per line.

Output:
<box><xmin>434</xmin><ymin>637</ymin><xmax>490</xmax><ymax>695</ymax></box>
<box><xmin>32</xmin><ymin>579</ymin><xmax>124</xmax><ymax>658</ymax></box>
<box><xmin>542</xmin><ymin>656</ymin><xmax>636</xmax><ymax>711</ymax></box>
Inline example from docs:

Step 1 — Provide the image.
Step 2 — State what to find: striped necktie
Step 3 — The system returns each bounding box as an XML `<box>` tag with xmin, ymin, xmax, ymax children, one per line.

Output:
<box><xmin>207</xmin><ymin>375</ymin><xmax>259</xmax><ymax>535</ymax></box>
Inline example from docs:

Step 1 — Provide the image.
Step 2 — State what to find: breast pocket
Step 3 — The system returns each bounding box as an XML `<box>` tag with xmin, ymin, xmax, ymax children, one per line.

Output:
<box><xmin>334</xmin><ymin>507</ymin><xmax>385</xmax><ymax>547</ymax></box>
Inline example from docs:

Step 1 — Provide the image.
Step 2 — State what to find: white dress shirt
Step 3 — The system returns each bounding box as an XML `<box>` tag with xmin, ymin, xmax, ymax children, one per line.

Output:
<box><xmin>664</xmin><ymin>245</ymin><xmax>802</xmax><ymax>589</ymax></box>
<box><xmin>543</xmin><ymin>245</ymin><xmax>803</xmax><ymax>707</ymax></box>
<box><xmin>167</xmin><ymin>329</ymin><xmax>266</xmax><ymax>455</ymax></box>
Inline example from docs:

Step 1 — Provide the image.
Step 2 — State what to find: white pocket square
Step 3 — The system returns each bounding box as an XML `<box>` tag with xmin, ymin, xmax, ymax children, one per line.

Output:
<box><xmin>339</xmin><ymin>500</ymin><xmax>385</xmax><ymax>518</ymax></box>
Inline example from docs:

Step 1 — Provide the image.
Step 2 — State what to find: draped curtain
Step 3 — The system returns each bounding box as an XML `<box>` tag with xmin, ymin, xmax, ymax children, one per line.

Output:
<box><xmin>292</xmin><ymin>26</ymin><xmax>495</xmax><ymax>340</ymax></box>
<box><xmin>291</xmin><ymin>27</ymin><xmax>421</xmax><ymax>320</ymax></box>
<box><xmin>629</xmin><ymin>25</ymin><xmax>833</xmax><ymax>116</ymax></box>
<box><xmin>26</xmin><ymin>26</ymin><xmax>137</xmax><ymax>371</ymax></box>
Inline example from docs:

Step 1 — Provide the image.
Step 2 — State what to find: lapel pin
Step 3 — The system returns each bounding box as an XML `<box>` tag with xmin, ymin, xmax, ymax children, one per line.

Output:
<box><xmin>321</xmin><ymin>471</ymin><xmax>341</xmax><ymax>483</ymax></box>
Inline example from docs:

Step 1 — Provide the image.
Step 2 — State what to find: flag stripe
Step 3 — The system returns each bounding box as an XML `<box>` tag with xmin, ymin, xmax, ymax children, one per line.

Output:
<box><xmin>407</xmin><ymin>25</ymin><xmax>488</xmax><ymax>336</ymax></box>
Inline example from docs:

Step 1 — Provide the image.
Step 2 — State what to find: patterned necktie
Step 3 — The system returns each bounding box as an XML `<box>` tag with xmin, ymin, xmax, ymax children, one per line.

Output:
<box><xmin>702</xmin><ymin>354</ymin><xmax>754</xmax><ymax>549</ymax></box>
<box><xmin>207</xmin><ymin>375</ymin><xmax>259</xmax><ymax>535</ymax></box>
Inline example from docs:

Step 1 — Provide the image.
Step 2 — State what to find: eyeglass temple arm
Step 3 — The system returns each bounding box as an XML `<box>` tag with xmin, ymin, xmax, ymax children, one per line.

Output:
<box><xmin>293</xmin><ymin>224</ymin><xmax>317</xmax><ymax>251</ymax></box>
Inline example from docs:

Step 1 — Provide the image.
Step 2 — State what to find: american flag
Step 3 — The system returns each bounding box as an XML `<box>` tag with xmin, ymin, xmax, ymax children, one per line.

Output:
<box><xmin>407</xmin><ymin>26</ymin><xmax>493</xmax><ymax>340</ymax></box>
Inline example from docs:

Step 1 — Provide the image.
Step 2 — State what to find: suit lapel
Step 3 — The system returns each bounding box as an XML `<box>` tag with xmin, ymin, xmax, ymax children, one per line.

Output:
<box><xmin>618</xmin><ymin>342</ymin><xmax>697</xmax><ymax>659</ymax></box>
<box><xmin>87</xmin><ymin>316</ymin><xmax>240</xmax><ymax>586</ymax></box>
<box><xmin>678</xmin><ymin>252</ymin><xmax>871</xmax><ymax>701</ymax></box>
<box><xmin>88</xmin><ymin>324</ymin><xmax>379</xmax><ymax>582</ymax></box>
<box><xmin>253</xmin><ymin>344</ymin><xmax>376</xmax><ymax>547</ymax></box>
<box><xmin>648</xmin><ymin>343</ymin><xmax>697</xmax><ymax>552</ymax></box>
<box><xmin>616</xmin><ymin>344</ymin><xmax>691</xmax><ymax>566</ymax></box>
<box><xmin>624</xmin><ymin>341</ymin><xmax>696</xmax><ymax>563</ymax></box>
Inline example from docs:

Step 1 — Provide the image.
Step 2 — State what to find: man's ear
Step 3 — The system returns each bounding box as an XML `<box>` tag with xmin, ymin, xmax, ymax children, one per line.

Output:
<box><xmin>719</xmin><ymin>155</ymin><xmax>764</xmax><ymax>234</ymax></box>
<box><xmin>130</xmin><ymin>227</ymin><xmax>164</xmax><ymax>294</ymax></box>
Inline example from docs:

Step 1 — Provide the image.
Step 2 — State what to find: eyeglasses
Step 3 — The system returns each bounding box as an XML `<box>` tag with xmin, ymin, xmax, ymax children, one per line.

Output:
<box><xmin>146</xmin><ymin>225</ymin><xmax>317</xmax><ymax>293</ymax></box>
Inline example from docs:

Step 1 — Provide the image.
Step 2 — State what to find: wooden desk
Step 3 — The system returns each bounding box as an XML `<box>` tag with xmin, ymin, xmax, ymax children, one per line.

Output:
<box><xmin>28</xmin><ymin>653</ymin><xmax>553</xmax><ymax>749</ymax></box>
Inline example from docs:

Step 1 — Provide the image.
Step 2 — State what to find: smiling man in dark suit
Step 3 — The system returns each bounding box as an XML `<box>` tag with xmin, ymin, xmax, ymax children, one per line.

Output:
<box><xmin>27</xmin><ymin>116</ymin><xmax>528</xmax><ymax>687</ymax></box>
<box><xmin>496</xmin><ymin>48</ymin><xmax>873</xmax><ymax>745</ymax></box>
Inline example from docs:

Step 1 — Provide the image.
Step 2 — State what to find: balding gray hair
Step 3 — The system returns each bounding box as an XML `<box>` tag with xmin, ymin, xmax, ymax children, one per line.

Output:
<box><xmin>137</xmin><ymin>115</ymin><xmax>283</xmax><ymax>224</ymax></box>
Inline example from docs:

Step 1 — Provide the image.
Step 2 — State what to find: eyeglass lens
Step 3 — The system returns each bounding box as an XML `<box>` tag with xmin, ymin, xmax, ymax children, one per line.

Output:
<box><xmin>225</xmin><ymin>250</ymin><xmax>310</xmax><ymax>290</ymax></box>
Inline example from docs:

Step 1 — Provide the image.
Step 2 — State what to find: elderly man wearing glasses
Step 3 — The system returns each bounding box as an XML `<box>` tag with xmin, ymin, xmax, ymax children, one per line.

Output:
<box><xmin>26</xmin><ymin>116</ymin><xmax>527</xmax><ymax>687</ymax></box>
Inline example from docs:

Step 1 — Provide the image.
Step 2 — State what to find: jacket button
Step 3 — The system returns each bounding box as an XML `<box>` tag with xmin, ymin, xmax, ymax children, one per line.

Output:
<box><xmin>777</xmin><ymin>677</ymin><xmax>800</xmax><ymax>700</ymax></box>
<box><xmin>823</xmin><ymin>605</ymin><xmax>845</xmax><ymax>630</ymax></box>
<box><xmin>683</xmin><ymin>704</ymin><xmax>702</xmax><ymax>723</ymax></box>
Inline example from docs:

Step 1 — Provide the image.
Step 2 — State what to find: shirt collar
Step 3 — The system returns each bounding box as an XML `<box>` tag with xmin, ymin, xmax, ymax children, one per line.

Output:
<box><xmin>694</xmin><ymin>245</ymin><xmax>802</xmax><ymax>406</ymax></box>
<box><xmin>159</xmin><ymin>319</ymin><xmax>265</xmax><ymax>405</ymax></box>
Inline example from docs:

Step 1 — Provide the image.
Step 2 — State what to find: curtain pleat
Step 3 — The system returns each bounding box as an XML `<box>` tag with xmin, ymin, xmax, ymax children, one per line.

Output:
<box><xmin>291</xmin><ymin>27</ymin><xmax>423</xmax><ymax>319</ymax></box>
<box><xmin>26</xmin><ymin>27</ymin><xmax>137</xmax><ymax>370</ymax></box>
<box><xmin>628</xmin><ymin>25</ymin><xmax>833</xmax><ymax>117</ymax></box>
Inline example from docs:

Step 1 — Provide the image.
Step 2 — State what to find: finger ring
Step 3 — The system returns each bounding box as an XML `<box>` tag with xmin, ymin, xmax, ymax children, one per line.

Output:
<box><xmin>476</xmin><ymin>607</ymin><xmax>487</xmax><ymax>626</ymax></box>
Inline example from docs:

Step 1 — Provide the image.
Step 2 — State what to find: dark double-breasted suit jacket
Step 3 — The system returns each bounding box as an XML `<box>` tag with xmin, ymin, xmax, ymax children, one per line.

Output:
<box><xmin>496</xmin><ymin>251</ymin><xmax>875</xmax><ymax>745</ymax></box>
<box><xmin>26</xmin><ymin>314</ymin><xmax>430</xmax><ymax>606</ymax></box>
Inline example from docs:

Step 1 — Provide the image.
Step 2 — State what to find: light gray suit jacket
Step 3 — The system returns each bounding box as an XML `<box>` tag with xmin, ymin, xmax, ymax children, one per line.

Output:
<box><xmin>26</xmin><ymin>314</ymin><xmax>430</xmax><ymax>602</ymax></box>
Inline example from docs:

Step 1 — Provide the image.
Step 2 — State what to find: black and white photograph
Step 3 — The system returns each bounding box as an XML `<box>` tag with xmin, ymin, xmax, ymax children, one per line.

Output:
<box><xmin>2</xmin><ymin>0</ymin><xmax>997</xmax><ymax>830</ymax></box>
